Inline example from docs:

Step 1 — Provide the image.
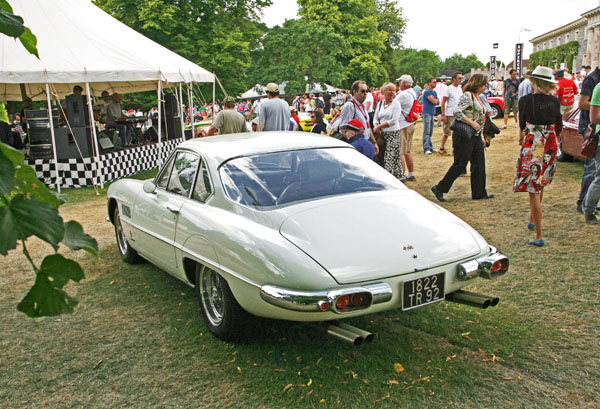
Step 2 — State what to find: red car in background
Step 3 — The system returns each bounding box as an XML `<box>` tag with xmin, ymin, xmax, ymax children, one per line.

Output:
<box><xmin>559</xmin><ymin>107</ymin><xmax>585</xmax><ymax>161</ymax></box>
<box><xmin>487</xmin><ymin>96</ymin><xmax>504</xmax><ymax>119</ymax></box>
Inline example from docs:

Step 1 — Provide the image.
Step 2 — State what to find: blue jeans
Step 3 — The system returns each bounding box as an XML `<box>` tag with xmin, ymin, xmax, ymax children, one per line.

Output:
<box><xmin>583</xmin><ymin>147</ymin><xmax>600</xmax><ymax>214</ymax></box>
<box><xmin>578</xmin><ymin>157</ymin><xmax>596</xmax><ymax>205</ymax></box>
<box><xmin>422</xmin><ymin>114</ymin><xmax>434</xmax><ymax>152</ymax></box>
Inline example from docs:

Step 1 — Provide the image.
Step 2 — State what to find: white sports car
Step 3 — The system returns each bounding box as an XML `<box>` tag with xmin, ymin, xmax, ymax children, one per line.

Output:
<box><xmin>107</xmin><ymin>132</ymin><xmax>508</xmax><ymax>343</ymax></box>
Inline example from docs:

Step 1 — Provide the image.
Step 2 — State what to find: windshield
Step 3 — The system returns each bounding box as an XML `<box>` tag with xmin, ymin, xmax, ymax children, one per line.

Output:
<box><xmin>219</xmin><ymin>147</ymin><xmax>403</xmax><ymax>209</ymax></box>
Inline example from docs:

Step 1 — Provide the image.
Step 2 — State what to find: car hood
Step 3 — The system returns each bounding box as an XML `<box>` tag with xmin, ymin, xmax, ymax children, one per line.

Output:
<box><xmin>279</xmin><ymin>192</ymin><xmax>484</xmax><ymax>284</ymax></box>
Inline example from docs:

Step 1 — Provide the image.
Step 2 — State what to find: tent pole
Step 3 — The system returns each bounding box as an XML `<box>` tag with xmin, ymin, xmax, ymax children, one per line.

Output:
<box><xmin>157</xmin><ymin>80</ymin><xmax>163</xmax><ymax>167</ymax></box>
<box><xmin>179</xmin><ymin>83</ymin><xmax>185</xmax><ymax>140</ymax></box>
<box><xmin>189</xmin><ymin>84</ymin><xmax>194</xmax><ymax>137</ymax></box>
<box><xmin>45</xmin><ymin>83</ymin><xmax>60</xmax><ymax>193</ymax></box>
<box><xmin>212</xmin><ymin>74</ymin><xmax>215</xmax><ymax>119</ymax></box>
<box><xmin>85</xmin><ymin>82</ymin><xmax>103</xmax><ymax>191</ymax></box>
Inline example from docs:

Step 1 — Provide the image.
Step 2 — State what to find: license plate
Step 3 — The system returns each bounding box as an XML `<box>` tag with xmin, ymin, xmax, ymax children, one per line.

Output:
<box><xmin>402</xmin><ymin>272</ymin><xmax>445</xmax><ymax>310</ymax></box>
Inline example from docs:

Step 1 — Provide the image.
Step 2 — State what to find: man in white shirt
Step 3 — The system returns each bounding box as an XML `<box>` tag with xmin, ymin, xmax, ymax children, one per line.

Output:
<box><xmin>440</xmin><ymin>71</ymin><xmax>464</xmax><ymax>155</ymax></box>
<box><xmin>252</xmin><ymin>97</ymin><xmax>262</xmax><ymax>117</ymax></box>
<box><xmin>394</xmin><ymin>75</ymin><xmax>417</xmax><ymax>181</ymax></box>
<box><xmin>365</xmin><ymin>87</ymin><xmax>374</xmax><ymax>128</ymax></box>
<box><xmin>434</xmin><ymin>79</ymin><xmax>448</xmax><ymax>127</ymax></box>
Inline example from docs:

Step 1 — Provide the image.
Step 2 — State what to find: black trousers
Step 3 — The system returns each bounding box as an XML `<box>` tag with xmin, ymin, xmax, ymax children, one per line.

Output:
<box><xmin>436</xmin><ymin>131</ymin><xmax>488</xmax><ymax>199</ymax></box>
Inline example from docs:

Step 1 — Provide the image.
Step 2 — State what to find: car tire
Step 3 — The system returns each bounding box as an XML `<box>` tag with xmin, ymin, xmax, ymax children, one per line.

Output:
<box><xmin>113</xmin><ymin>206</ymin><xmax>144</xmax><ymax>264</ymax></box>
<box><xmin>195</xmin><ymin>264</ymin><xmax>246</xmax><ymax>340</ymax></box>
<box><xmin>490</xmin><ymin>104</ymin><xmax>503</xmax><ymax>119</ymax></box>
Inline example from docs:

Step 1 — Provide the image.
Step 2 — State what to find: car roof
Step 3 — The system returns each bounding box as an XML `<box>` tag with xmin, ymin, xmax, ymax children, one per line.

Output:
<box><xmin>178</xmin><ymin>132</ymin><xmax>349</xmax><ymax>163</ymax></box>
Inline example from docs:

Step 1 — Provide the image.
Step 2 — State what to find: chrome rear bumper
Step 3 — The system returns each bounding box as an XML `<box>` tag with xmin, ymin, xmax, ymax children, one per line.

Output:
<box><xmin>260</xmin><ymin>282</ymin><xmax>392</xmax><ymax>313</ymax></box>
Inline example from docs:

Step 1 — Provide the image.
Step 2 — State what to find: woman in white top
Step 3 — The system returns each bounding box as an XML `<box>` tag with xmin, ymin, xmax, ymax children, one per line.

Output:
<box><xmin>373</xmin><ymin>82</ymin><xmax>404</xmax><ymax>180</ymax></box>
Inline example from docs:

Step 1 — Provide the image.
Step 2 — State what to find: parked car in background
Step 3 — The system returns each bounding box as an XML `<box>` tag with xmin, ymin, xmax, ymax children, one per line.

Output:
<box><xmin>487</xmin><ymin>96</ymin><xmax>504</xmax><ymax>119</ymax></box>
<box><xmin>107</xmin><ymin>133</ymin><xmax>510</xmax><ymax>342</ymax></box>
<box><xmin>559</xmin><ymin>107</ymin><xmax>585</xmax><ymax>161</ymax></box>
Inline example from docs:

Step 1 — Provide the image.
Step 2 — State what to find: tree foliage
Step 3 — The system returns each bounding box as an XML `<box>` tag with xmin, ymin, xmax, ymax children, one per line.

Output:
<box><xmin>297</xmin><ymin>0</ymin><xmax>391</xmax><ymax>87</ymax></box>
<box><xmin>250</xmin><ymin>18</ymin><xmax>346</xmax><ymax>96</ymax></box>
<box><xmin>529</xmin><ymin>41</ymin><xmax>579</xmax><ymax>73</ymax></box>
<box><xmin>0</xmin><ymin>142</ymin><xmax>98</xmax><ymax>317</ymax></box>
<box><xmin>0</xmin><ymin>0</ymin><xmax>38</xmax><ymax>57</ymax></box>
<box><xmin>94</xmin><ymin>0</ymin><xmax>271</xmax><ymax>98</ymax></box>
<box><xmin>388</xmin><ymin>48</ymin><xmax>441</xmax><ymax>85</ymax></box>
<box><xmin>441</xmin><ymin>53</ymin><xmax>484</xmax><ymax>75</ymax></box>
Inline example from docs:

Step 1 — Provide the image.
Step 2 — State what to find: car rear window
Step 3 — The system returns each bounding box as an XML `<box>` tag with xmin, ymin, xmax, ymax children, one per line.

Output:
<box><xmin>219</xmin><ymin>147</ymin><xmax>402</xmax><ymax>209</ymax></box>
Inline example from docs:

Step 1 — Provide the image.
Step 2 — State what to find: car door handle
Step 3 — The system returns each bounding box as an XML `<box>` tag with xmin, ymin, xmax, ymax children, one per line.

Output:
<box><xmin>163</xmin><ymin>204</ymin><xmax>180</xmax><ymax>214</ymax></box>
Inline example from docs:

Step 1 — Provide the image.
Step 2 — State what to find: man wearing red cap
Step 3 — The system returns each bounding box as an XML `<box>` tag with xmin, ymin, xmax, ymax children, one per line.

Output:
<box><xmin>340</xmin><ymin>119</ymin><xmax>375</xmax><ymax>160</ymax></box>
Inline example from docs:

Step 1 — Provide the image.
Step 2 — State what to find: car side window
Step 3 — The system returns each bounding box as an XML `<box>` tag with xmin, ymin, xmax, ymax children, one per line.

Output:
<box><xmin>156</xmin><ymin>154</ymin><xmax>176</xmax><ymax>189</ymax></box>
<box><xmin>166</xmin><ymin>151</ymin><xmax>199</xmax><ymax>197</ymax></box>
<box><xmin>192</xmin><ymin>160</ymin><xmax>212</xmax><ymax>202</ymax></box>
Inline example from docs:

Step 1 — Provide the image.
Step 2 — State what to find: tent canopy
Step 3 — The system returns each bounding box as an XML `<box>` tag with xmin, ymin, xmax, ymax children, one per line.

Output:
<box><xmin>0</xmin><ymin>0</ymin><xmax>214</xmax><ymax>101</ymax></box>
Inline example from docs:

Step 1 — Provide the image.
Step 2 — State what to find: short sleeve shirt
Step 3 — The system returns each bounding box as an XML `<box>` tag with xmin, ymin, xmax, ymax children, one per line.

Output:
<box><xmin>422</xmin><ymin>89</ymin><xmax>437</xmax><ymax>115</ymax></box>
<box><xmin>212</xmin><ymin>110</ymin><xmax>247</xmax><ymax>134</ymax></box>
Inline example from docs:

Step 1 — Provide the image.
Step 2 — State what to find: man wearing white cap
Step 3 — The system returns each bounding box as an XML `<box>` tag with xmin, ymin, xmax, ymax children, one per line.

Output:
<box><xmin>394</xmin><ymin>74</ymin><xmax>417</xmax><ymax>181</ymax></box>
<box><xmin>258</xmin><ymin>83</ymin><xmax>290</xmax><ymax>132</ymax></box>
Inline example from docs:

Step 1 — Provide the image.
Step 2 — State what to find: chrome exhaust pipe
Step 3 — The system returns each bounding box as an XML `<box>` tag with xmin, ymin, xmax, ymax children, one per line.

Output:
<box><xmin>334</xmin><ymin>322</ymin><xmax>374</xmax><ymax>344</ymax></box>
<box><xmin>445</xmin><ymin>290</ymin><xmax>499</xmax><ymax>309</ymax></box>
<box><xmin>320</xmin><ymin>323</ymin><xmax>363</xmax><ymax>346</ymax></box>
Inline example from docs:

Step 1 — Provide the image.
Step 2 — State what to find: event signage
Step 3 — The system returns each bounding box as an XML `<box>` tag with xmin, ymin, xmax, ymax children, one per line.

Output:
<box><xmin>490</xmin><ymin>56</ymin><xmax>496</xmax><ymax>78</ymax></box>
<box><xmin>515</xmin><ymin>43</ymin><xmax>523</xmax><ymax>77</ymax></box>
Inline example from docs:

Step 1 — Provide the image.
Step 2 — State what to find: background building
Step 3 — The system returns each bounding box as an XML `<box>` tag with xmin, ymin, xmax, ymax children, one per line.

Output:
<box><xmin>530</xmin><ymin>5</ymin><xmax>600</xmax><ymax>70</ymax></box>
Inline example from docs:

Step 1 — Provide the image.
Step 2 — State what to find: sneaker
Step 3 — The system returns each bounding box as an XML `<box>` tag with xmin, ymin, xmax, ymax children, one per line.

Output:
<box><xmin>501</xmin><ymin>124</ymin><xmax>507</xmax><ymax>129</ymax></box>
<box><xmin>432</xmin><ymin>148</ymin><xmax>439</xmax><ymax>153</ymax></box>
<box><xmin>527</xmin><ymin>222</ymin><xmax>535</xmax><ymax>231</ymax></box>
<box><xmin>438</xmin><ymin>148</ymin><xmax>447</xmax><ymax>155</ymax></box>
<box><xmin>585</xmin><ymin>213</ymin><xmax>599</xmax><ymax>225</ymax></box>
<box><xmin>406</xmin><ymin>175</ymin><xmax>416</xmax><ymax>181</ymax></box>
<box><xmin>425</xmin><ymin>150</ymin><xmax>433</xmax><ymax>155</ymax></box>
<box><xmin>431</xmin><ymin>185</ymin><xmax>446</xmax><ymax>202</ymax></box>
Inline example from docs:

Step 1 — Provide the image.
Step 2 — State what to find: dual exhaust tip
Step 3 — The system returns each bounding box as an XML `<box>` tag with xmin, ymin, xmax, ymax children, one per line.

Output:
<box><xmin>322</xmin><ymin>290</ymin><xmax>498</xmax><ymax>345</ymax></box>
<box><xmin>320</xmin><ymin>321</ymin><xmax>374</xmax><ymax>346</ymax></box>
<box><xmin>445</xmin><ymin>289</ymin><xmax>499</xmax><ymax>309</ymax></box>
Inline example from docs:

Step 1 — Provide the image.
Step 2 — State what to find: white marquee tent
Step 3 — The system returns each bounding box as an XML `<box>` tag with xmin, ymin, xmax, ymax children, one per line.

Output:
<box><xmin>0</xmin><ymin>0</ymin><xmax>214</xmax><ymax>100</ymax></box>
<box><xmin>0</xmin><ymin>0</ymin><xmax>215</xmax><ymax>190</ymax></box>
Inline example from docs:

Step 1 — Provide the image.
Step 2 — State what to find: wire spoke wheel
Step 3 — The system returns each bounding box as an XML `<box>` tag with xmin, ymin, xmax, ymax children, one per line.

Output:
<box><xmin>200</xmin><ymin>267</ymin><xmax>226</xmax><ymax>327</ymax></box>
<box><xmin>115</xmin><ymin>209</ymin><xmax>128</xmax><ymax>256</ymax></box>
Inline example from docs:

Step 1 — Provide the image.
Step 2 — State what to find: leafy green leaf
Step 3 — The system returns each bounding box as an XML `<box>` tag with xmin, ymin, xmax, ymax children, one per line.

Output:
<box><xmin>39</xmin><ymin>253</ymin><xmax>85</xmax><ymax>286</ymax></box>
<box><xmin>0</xmin><ymin>205</ymin><xmax>18</xmax><ymax>254</ymax></box>
<box><xmin>0</xmin><ymin>148</ymin><xmax>15</xmax><ymax>196</ymax></box>
<box><xmin>8</xmin><ymin>194</ymin><xmax>64</xmax><ymax>249</ymax></box>
<box><xmin>63</xmin><ymin>220</ymin><xmax>98</xmax><ymax>256</ymax></box>
<box><xmin>14</xmin><ymin>164</ymin><xmax>59</xmax><ymax>208</ymax></box>
<box><xmin>0</xmin><ymin>0</ymin><xmax>13</xmax><ymax>13</ymax></box>
<box><xmin>0</xmin><ymin>8</ymin><xmax>24</xmax><ymax>38</ymax></box>
<box><xmin>19</xmin><ymin>26</ymin><xmax>38</xmax><ymax>58</ymax></box>
<box><xmin>17</xmin><ymin>254</ymin><xmax>84</xmax><ymax>317</ymax></box>
<box><xmin>0</xmin><ymin>142</ymin><xmax>24</xmax><ymax>167</ymax></box>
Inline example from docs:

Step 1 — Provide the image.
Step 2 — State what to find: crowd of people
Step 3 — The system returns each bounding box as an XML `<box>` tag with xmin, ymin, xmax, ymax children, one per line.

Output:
<box><xmin>203</xmin><ymin>65</ymin><xmax>600</xmax><ymax>246</ymax></box>
<box><xmin>3</xmin><ymin>64</ymin><xmax>599</xmax><ymax>242</ymax></box>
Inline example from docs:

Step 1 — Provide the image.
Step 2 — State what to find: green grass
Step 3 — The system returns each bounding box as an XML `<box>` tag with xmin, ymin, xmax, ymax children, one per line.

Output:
<box><xmin>53</xmin><ymin>167</ymin><xmax>158</xmax><ymax>206</ymax></box>
<box><xmin>2</xmin><ymin>122</ymin><xmax>600</xmax><ymax>408</ymax></box>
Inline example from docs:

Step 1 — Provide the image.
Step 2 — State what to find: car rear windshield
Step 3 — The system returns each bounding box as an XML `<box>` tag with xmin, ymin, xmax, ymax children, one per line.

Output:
<box><xmin>219</xmin><ymin>147</ymin><xmax>402</xmax><ymax>209</ymax></box>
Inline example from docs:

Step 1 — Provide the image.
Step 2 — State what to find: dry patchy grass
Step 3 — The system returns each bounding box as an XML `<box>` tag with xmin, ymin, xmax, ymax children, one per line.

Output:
<box><xmin>1</xmin><ymin>120</ymin><xmax>599</xmax><ymax>408</ymax></box>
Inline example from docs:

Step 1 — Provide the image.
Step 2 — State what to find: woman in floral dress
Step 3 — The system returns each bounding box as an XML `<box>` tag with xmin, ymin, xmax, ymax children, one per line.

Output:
<box><xmin>513</xmin><ymin>66</ymin><xmax>562</xmax><ymax>247</ymax></box>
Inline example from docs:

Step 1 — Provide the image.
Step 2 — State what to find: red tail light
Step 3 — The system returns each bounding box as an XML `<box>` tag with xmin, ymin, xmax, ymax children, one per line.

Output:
<box><xmin>351</xmin><ymin>293</ymin><xmax>367</xmax><ymax>306</ymax></box>
<box><xmin>336</xmin><ymin>295</ymin><xmax>350</xmax><ymax>309</ymax></box>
